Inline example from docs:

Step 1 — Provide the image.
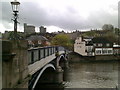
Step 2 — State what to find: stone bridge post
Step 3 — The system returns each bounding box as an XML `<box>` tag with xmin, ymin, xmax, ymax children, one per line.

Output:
<box><xmin>2</xmin><ymin>40</ymin><xmax>29</xmax><ymax>88</ymax></box>
<box><xmin>54</xmin><ymin>50</ymin><xmax>69</xmax><ymax>83</ymax></box>
<box><xmin>54</xmin><ymin>53</ymin><xmax>63</xmax><ymax>84</ymax></box>
<box><xmin>64</xmin><ymin>50</ymin><xmax>69</xmax><ymax>69</ymax></box>
<box><xmin>2</xmin><ymin>41</ymin><xmax>15</xmax><ymax>88</ymax></box>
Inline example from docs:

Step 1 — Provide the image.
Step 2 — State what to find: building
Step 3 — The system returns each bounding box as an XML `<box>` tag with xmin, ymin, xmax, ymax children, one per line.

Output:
<box><xmin>74</xmin><ymin>36</ymin><xmax>115</xmax><ymax>56</ymax></box>
<box><xmin>74</xmin><ymin>37</ymin><xmax>94</xmax><ymax>56</ymax></box>
<box><xmin>67</xmin><ymin>30</ymin><xmax>81</xmax><ymax>40</ymax></box>
<box><xmin>86</xmin><ymin>40</ymin><xmax>94</xmax><ymax>56</ymax></box>
<box><xmin>92</xmin><ymin>37</ymin><xmax>113</xmax><ymax>55</ymax></box>
<box><xmin>74</xmin><ymin>37</ymin><xmax>87</xmax><ymax>56</ymax></box>
<box><xmin>39</xmin><ymin>26</ymin><xmax>46</xmax><ymax>34</ymax></box>
<box><xmin>26</xmin><ymin>35</ymin><xmax>50</xmax><ymax>48</ymax></box>
<box><xmin>24</xmin><ymin>23</ymin><xmax>35</xmax><ymax>34</ymax></box>
<box><xmin>113</xmin><ymin>44</ymin><xmax>120</xmax><ymax>55</ymax></box>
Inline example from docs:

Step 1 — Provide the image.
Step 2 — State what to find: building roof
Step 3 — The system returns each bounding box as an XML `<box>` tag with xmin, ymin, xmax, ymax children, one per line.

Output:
<box><xmin>83</xmin><ymin>37</ymin><xmax>93</xmax><ymax>39</ymax></box>
<box><xmin>113</xmin><ymin>44</ymin><xmax>120</xmax><ymax>47</ymax></box>
<box><xmin>86</xmin><ymin>41</ymin><xmax>93</xmax><ymax>46</ymax></box>
<box><xmin>92</xmin><ymin>37</ymin><xmax>112</xmax><ymax>44</ymax></box>
<box><xmin>26</xmin><ymin>35</ymin><xmax>48</xmax><ymax>41</ymax></box>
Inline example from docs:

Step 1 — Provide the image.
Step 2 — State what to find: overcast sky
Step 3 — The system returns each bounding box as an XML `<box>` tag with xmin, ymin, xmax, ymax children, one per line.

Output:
<box><xmin>0</xmin><ymin>0</ymin><xmax>119</xmax><ymax>33</ymax></box>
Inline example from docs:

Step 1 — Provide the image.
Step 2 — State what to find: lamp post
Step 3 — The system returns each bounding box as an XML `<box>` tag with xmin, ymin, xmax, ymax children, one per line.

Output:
<box><xmin>11</xmin><ymin>0</ymin><xmax>20</xmax><ymax>39</ymax></box>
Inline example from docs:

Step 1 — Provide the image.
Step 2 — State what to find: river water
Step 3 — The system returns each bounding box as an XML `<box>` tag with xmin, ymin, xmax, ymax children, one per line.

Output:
<box><xmin>37</xmin><ymin>61</ymin><xmax>119</xmax><ymax>89</ymax></box>
<box><xmin>64</xmin><ymin>61</ymin><xmax>119</xmax><ymax>88</ymax></box>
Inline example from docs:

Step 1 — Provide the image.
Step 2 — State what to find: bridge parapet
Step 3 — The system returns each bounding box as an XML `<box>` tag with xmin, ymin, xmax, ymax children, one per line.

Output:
<box><xmin>28</xmin><ymin>46</ymin><xmax>65</xmax><ymax>75</ymax></box>
<box><xmin>28</xmin><ymin>46</ymin><xmax>65</xmax><ymax>65</ymax></box>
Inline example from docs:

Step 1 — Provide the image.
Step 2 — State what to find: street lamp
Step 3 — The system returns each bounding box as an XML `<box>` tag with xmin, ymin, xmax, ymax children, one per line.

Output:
<box><xmin>11</xmin><ymin>0</ymin><xmax>20</xmax><ymax>39</ymax></box>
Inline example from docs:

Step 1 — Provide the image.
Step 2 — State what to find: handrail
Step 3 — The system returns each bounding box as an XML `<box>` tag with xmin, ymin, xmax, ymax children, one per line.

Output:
<box><xmin>28</xmin><ymin>46</ymin><xmax>65</xmax><ymax>65</ymax></box>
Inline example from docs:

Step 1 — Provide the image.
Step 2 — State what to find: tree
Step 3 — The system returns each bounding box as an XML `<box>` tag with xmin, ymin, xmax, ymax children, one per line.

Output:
<box><xmin>82</xmin><ymin>30</ymin><xmax>98</xmax><ymax>37</ymax></box>
<box><xmin>51</xmin><ymin>34</ymin><xmax>73</xmax><ymax>50</ymax></box>
<box><xmin>102</xmin><ymin>24</ymin><xmax>114</xmax><ymax>30</ymax></box>
<box><xmin>114</xmin><ymin>28</ymin><xmax>120</xmax><ymax>35</ymax></box>
<box><xmin>103</xmin><ymin>31</ymin><xmax>118</xmax><ymax>43</ymax></box>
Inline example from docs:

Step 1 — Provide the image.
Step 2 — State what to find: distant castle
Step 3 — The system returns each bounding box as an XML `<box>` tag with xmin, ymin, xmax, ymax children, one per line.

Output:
<box><xmin>24</xmin><ymin>23</ymin><xmax>46</xmax><ymax>34</ymax></box>
<box><xmin>39</xmin><ymin>26</ymin><xmax>46</xmax><ymax>34</ymax></box>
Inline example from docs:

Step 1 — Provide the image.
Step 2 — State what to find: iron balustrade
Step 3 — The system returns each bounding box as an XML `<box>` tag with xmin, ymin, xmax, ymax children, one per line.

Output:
<box><xmin>28</xmin><ymin>46</ymin><xmax>65</xmax><ymax>65</ymax></box>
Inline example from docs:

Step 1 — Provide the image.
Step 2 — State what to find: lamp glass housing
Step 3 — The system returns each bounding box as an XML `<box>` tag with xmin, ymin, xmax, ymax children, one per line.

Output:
<box><xmin>11</xmin><ymin>0</ymin><xmax>20</xmax><ymax>12</ymax></box>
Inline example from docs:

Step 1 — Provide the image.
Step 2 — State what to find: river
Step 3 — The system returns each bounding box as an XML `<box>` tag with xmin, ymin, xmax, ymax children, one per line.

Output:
<box><xmin>64</xmin><ymin>61</ymin><xmax>119</xmax><ymax>89</ymax></box>
<box><xmin>37</xmin><ymin>61</ymin><xmax>119</xmax><ymax>89</ymax></box>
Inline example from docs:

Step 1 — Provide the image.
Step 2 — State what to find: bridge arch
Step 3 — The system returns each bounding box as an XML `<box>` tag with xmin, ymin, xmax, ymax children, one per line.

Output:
<box><xmin>32</xmin><ymin>64</ymin><xmax>56</xmax><ymax>89</ymax></box>
<box><xmin>56</xmin><ymin>54</ymin><xmax>68</xmax><ymax>70</ymax></box>
<box><xmin>57</xmin><ymin>54</ymin><xmax>66</xmax><ymax>63</ymax></box>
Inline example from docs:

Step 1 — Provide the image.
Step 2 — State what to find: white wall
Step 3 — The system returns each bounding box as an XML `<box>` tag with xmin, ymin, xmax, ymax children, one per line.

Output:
<box><xmin>95</xmin><ymin>48</ymin><xmax>113</xmax><ymax>55</ymax></box>
<box><xmin>74</xmin><ymin>37</ymin><xmax>87</xmax><ymax>56</ymax></box>
<box><xmin>86</xmin><ymin>46</ymin><xmax>94</xmax><ymax>56</ymax></box>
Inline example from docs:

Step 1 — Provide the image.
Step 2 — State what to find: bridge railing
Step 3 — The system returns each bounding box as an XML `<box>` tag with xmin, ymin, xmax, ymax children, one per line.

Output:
<box><xmin>28</xmin><ymin>46</ymin><xmax>65</xmax><ymax>65</ymax></box>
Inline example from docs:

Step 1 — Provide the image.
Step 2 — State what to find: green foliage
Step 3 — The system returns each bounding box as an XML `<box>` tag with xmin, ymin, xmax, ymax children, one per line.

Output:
<box><xmin>102</xmin><ymin>24</ymin><xmax>114</xmax><ymax>30</ymax></box>
<box><xmin>2</xmin><ymin>31</ymin><xmax>24</xmax><ymax>40</ymax></box>
<box><xmin>8</xmin><ymin>31</ymin><xmax>15</xmax><ymax>40</ymax></box>
<box><xmin>51</xmin><ymin>34</ymin><xmax>73</xmax><ymax>50</ymax></box>
<box><xmin>103</xmin><ymin>31</ymin><xmax>118</xmax><ymax>43</ymax></box>
<box><xmin>114</xmin><ymin>28</ymin><xmax>120</xmax><ymax>36</ymax></box>
<box><xmin>82</xmin><ymin>27</ymin><xmax>118</xmax><ymax>44</ymax></box>
<box><xmin>82</xmin><ymin>30</ymin><xmax>98</xmax><ymax>37</ymax></box>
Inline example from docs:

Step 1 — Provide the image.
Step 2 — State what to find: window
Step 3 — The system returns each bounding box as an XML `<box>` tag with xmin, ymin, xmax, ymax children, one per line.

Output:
<box><xmin>108</xmin><ymin>50</ymin><xmax>112</xmax><ymax>54</ymax></box>
<box><xmin>38</xmin><ymin>41</ymin><xmax>41</xmax><ymax>44</ymax></box>
<box><xmin>94</xmin><ymin>44</ymin><xmax>96</xmax><ymax>46</ymax></box>
<box><xmin>77</xmin><ymin>46</ymin><xmax>81</xmax><ymax>48</ymax></box>
<box><xmin>106</xmin><ymin>43</ymin><xmax>110</xmax><ymax>47</ymax></box>
<box><xmin>102</xmin><ymin>50</ymin><xmax>107</xmax><ymax>54</ymax></box>
<box><xmin>98</xmin><ymin>43</ymin><xmax>102</xmax><ymax>47</ymax></box>
<box><xmin>96</xmin><ymin>50</ymin><xmax>102</xmax><ymax>55</ymax></box>
<box><xmin>114</xmin><ymin>49</ymin><xmax>119</xmax><ymax>54</ymax></box>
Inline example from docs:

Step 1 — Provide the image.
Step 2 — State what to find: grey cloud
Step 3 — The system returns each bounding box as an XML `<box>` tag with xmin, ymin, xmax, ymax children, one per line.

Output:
<box><xmin>109</xmin><ymin>4</ymin><xmax>118</xmax><ymax>11</ymax></box>
<box><xmin>1</xmin><ymin>1</ymin><xmax>118</xmax><ymax>32</ymax></box>
<box><xmin>19</xmin><ymin>2</ymin><xmax>50</xmax><ymax>25</ymax></box>
<box><xmin>2</xmin><ymin>2</ymin><xmax>13</xmax><ymax>29</ymax></box>
<box><xmin>19</xmin><ymin>3</ymin><xmax>86</xmax><ymax>30</ymax></box>
<box><xmin>87</xmin><ymin>9</ymin><xmax>118</xmax><ymax>29</ymax></box>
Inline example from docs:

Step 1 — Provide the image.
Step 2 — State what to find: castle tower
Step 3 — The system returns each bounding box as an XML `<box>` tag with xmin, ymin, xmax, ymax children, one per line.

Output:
<box><xmin>39</xmin><ymin>26</ymin><xmax>46</xmax><ymax>34</ymax></box>
<box><xmin>24</xmin><ymin>23</ymin><xmax>35</xmax><ymax>34</ymax></box>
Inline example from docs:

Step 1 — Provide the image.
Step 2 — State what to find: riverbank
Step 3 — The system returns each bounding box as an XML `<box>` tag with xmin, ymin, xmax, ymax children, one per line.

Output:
<box><xmin>69</xmin><ymin>52</ymin><xmax>120</xmax><ymax>63</ymax></box>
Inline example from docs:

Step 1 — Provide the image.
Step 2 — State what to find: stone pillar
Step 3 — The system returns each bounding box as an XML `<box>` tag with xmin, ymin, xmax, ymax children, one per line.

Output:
<box><xmin>63</xmin><ymin>68</ymin><xmax>70</xmax><ymax>82</ymax></box>
<box><xmin>64</xmin><ymin>60</ymin><xmax>69</xmax><ymax>69</ymax></box>
<box><xmin>11</xmin><ymin>40</ymin><xmax>28</xmax><ymax>88</ymax></box>
<box><xmin>64</xmin><ymin>52</ymin><xmax>69</xmax><ymax>69</ymax></box>
<box><xmin>118</xmin><ymin>63</ymin><xmax>120</xmax><ymax>90</ymax></box>
<box><xmin>2</xmin><ymin>40</ymin><xmax>15</xmax><ymax>88</ymax></box>
<box><xmin>54</xmin><ymin>66</ymin><xmax>63</xmax><ymax>84</ymax></box>
<box><xmin>2</xmin><ymin>40</ymin><xmax>29</xmax><ymax>88</ymax></box>
<box><xmin>63</xmin><ymin>60</ymin><xmax>69</xmax><ymax>81</ymax></box>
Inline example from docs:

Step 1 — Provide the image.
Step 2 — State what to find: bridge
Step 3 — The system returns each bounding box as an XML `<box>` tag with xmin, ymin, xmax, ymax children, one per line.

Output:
<box><xmin>1</xmin><ymin>40</ymin><xmax>69</xmax><ymax>89</ymax></box>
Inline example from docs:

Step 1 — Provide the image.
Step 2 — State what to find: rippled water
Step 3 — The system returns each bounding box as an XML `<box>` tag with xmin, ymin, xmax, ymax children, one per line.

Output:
<box><xmin>64</xmin><ymin>61</ymin><xmax>119</xmax><ymax>88</ymax></box>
